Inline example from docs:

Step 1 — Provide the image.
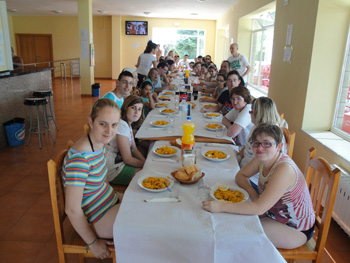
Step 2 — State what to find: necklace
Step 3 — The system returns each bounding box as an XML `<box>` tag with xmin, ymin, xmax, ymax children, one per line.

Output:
<box><xmin>87</xmin><ymin>133</ymin><xmax>95</xmax><ymax>152</ymax></box>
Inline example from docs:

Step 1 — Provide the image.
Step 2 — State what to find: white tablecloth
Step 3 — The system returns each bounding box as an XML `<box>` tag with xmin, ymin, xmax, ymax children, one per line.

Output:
<box><xmin>135</xmin><ymin>94</ymin><xmax>234</xmax><ymax>143</ymax></box>
<box><xmin>113</xmin><ymin>141</ymin><xmax>285</xmax><ymax>263</ymax></box>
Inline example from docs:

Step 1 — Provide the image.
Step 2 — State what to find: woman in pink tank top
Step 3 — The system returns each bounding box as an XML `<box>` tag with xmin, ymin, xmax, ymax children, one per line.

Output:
<box><xmin>203</xmin><ymin>124</ymin><xmax>315</xmax><ymax>249</ymax></box>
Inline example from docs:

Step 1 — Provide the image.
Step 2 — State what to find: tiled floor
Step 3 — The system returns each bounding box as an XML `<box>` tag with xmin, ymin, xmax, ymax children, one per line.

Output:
<box><xmin>0</xmin><ymin>78</ymin><xmax>349</xmax><ymax>263</ymax></box>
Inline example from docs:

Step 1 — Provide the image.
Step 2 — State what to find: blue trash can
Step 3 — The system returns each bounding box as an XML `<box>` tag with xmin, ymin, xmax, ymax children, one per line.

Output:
<box><xmin>92</xmin><ymin>83</ymin><xmax>101</xmax><ymax>97</ymax></box>
<box><xmin>3</xmin><ymin>118</ymin><xmax>25</xmax><ymax>146</ymax></box>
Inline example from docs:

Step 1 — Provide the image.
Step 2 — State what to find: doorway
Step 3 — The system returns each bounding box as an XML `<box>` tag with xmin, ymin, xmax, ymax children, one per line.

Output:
<box><xmin>16</xmin><ymin>34</ymin><xmax>53</xmax><ymax>68</ymax></box>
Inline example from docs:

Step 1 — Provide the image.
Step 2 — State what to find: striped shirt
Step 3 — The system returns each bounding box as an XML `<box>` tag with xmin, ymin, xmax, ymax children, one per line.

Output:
<box><xmin>62</xmin><ymin>147</ymin><xmax>118</xmax><ymax>224</ymax></box>
<box><xmin>258</xmin><ymin>153</ymin><xmax>315</xmax><ymax>231</ymax></box>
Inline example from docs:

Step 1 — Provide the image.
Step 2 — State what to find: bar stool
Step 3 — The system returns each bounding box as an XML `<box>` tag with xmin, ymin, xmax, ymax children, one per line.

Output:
<box><xmin>24</xmin><ymin>97</ymin><xmax>55</xmax><ymax>149</ymax></box>
<box><xmin>32</xmin><ymin>90</ymin><xmax>59</xmax><ymax>131</ymax></box>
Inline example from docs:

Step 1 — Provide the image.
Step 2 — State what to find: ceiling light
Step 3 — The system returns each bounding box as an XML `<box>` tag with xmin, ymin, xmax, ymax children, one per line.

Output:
<box><xmin>190</xmin><ymin>13</ymin><xmax>198</xmax><ymax>16</ymax></box>
<box><xmin>98</xmin><ymin>10</ymin><xmax>107</xmax><ymax>14</ymax></box>
<box><xmin>197</xmin><ymin>0</ymin><xmax>207</xmax><ymax>2</ymax></box>
<box><xmin>7</xmin><ymin>9</ymin><xmax>17</xmax><ymax>12</ymax></box>
<box><xmin>144</xmin><ymin>12</ymin><xmax>151</xmax><ymax>15</ymax></box>
<box><xmin>52</xmin><ymin>10</ymin><xmax>62</xmax><ymax>14</ymax></box>
<box><xmin>174</xmin><ymin>23</ymin><xmax>180</xmax><ymax>27</ymax></box>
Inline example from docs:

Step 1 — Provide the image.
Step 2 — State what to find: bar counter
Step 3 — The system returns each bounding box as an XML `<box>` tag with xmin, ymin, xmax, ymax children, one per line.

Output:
<box><xmin>0</xmin><ymin>66</ymin><xmax>55</xmax><ymax>148</ymax></box>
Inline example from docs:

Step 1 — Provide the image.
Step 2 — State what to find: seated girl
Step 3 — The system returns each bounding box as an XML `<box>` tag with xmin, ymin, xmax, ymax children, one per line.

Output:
<box><xmin>200</xmin><ymin>65</ymin><xmax>218</xmax><ymax>93</ymax></box>
<box><xmin>62</xmin><ymin>99</ymin><xmax>122</xmax><ymax>259</ymax></box>
<box><xmin>222</xmin><ymin>86</ymin><xmax>254</xmax><ymax>146</ymax></box>
<box><xmin>200</xmin><ymin>73</ymin><xmax>227</xmax><ymax>103</ymax></box>
<box><xmin>140</xmin><ymin>81</ymin><xmax>158</xmax><ymax>117</ymax></box>
<box><xmin>144</xmin><ymin>68</ymin><xmax>159</xmax><ymax>93</ymax></box>
<box><xmin>203</xmin><ymin>124</ymin><xmax>316</xmax><ymax>249</ymax></box>
<box><xmin>106</xmin><ymin>95</ymin><xmax>146</xmax><ymax>186</ymax></box>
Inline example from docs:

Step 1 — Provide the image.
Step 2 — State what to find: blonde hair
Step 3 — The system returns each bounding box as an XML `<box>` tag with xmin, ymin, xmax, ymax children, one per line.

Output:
<box><xmin>251</xmin><ymin>97</ymin><xmax>280</xmax><ymax>125</ymax></box>
<box><xmin>90</xmin><ymin>98</ymin><xmax>120</xmax><ymax>122</ymax></box>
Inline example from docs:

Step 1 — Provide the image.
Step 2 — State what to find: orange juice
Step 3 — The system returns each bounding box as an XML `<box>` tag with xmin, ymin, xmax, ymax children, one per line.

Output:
<box><xmin>185</xmin><ymin>69</ymin><xmax>190</xmax><ymax>77</ymax></box>
<box><xmin>181</xmin><ymin>118</ymin><xmax>195</xmax><ymax>157</ymax></box>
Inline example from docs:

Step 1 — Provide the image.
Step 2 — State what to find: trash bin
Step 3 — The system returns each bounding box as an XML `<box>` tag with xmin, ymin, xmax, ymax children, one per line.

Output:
<box><xmin>3</xmin><ymin>118</ymin><xmax>25</xmax><ymax>146</ymax></box>
<box><xmin>92</xmin><ymin>83</ymin><xmax>101</xmax><ymax>97</ymax></box>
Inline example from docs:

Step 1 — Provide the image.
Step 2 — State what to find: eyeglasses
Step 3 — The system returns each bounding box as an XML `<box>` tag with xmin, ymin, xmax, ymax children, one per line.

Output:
<box><xmin>121</xmin><ymin>80</ymin><xmax>134</xmax><ymax>86</ymax></box>
<box><xmin>230</xmin><ymin>96</ymin><xmax>244</xmax><ymax>102</ymax></box>
<box><xmin>250</xmin><ymin>141</ymin><xmax>276</xmax><ymax>148</ymax></box>
<box><xmin>175</xmin><ymin>56</ymin><xmax>179</xmax><ymax>58</ymax></box>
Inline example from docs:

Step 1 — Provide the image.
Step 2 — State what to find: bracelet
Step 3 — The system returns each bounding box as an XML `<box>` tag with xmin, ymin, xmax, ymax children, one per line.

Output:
<box><xmin>85</xmin><ymin>237</ymin><xmax>98</xmax><ymax>252</ymax></box>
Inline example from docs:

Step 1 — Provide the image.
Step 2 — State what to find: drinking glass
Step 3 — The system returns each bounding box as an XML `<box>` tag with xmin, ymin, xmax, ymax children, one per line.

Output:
<box><xmin>216</xmin><ymin>126</ymin><xmax>226</xmax><ymax>138</ymax></box>
<box><xmin>197</xmin><ymin>179</ymin><xmax>210</xmax><ymax>200</ymax></box>
<box><xmin>168</xmin><ymin>180</ymin><xmax>180</xmax><ymax>199</ymax></box>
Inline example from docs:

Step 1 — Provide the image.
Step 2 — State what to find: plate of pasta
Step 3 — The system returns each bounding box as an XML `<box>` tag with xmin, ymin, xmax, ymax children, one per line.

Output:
<box><xmin>138</xmin><ymin>176</ymin><xmax>174</xmax><ymax>193</ymax></box>
<box><xmin>155</xmin><ymin>103</ymin><xmax>168</xmax><ymax>108</ymax></box>
<box><xmin>203</xmin><ymin>112</ymin><xmax>222</xmax><ymax>119</ymax></box>
<box><xmin>202</xmin><ymin>149</ymin><xmax>230</xmax><ymax>162</ymax></box>
<box><xmin>160</xmin><ymin>109</ymin><xmax>176</xmax><ymax>115</ymax></box>
<box><xmin>153</xmin><ymin>145</ymin><xmax>178</xmax><ymax>157</ymax></box>
<box><xmin>210</xmin><ymin>185</ymin><xmax>249</xmax><ymax>203</ymax></box>
<box><xmin>151</xmin><ymin>120</ymin><xmax>169</xmax><ymax>128</ymax></box>
<box><xmin>205</xmin><ymin>123</ymin><xmax>224</xmax><ymax>131</ymax></box>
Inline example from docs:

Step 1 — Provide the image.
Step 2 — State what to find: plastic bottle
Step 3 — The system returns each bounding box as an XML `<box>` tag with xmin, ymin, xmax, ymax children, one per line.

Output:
<box><xmin>179</xmin><ymin>97</ymin><xmax>188</xmax><ymax>123</ymax></box>
<box><xmin>181</xmin><ymin>116</ymin><xmax>195</xmax><ymax>157</ymax></box>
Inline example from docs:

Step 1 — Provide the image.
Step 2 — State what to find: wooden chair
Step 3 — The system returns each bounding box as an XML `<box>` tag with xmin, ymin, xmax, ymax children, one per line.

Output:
<box><xmin>47</xmin><ymin>140</ymin><xmax>116</xmax><ymax>263</ymax></box>
<box><xmin>283</xmin><ymin>127</ymin><xmax>295</xmax><ymax>158</ymax></box>
<box><xmin>278</xmin><ymin>147</ymin><xmax>341</xmax><ymax>263</ymax></box>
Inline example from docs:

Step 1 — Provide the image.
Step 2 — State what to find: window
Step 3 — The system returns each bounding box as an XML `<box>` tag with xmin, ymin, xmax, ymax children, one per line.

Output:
<box><xmin>248</xmin><ymin>12</ymin><xmax>275</xmax><ymax>94</ymax></box>
<box><xmin>332</xmin><ymin>24</ymin><xmax>350</xmax><ymax>141</ymax></box>
<box><xmin>153</xmin><ymin>28</ymin><xmax>206</xmax><ymax>60</ymax></box>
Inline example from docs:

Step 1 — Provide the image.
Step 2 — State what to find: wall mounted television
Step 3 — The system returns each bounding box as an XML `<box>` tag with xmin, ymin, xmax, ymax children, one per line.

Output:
<box><xmin>125</xmin><ymin>21</ymin><xmax>148</xmax><ymax>35</ymax></box>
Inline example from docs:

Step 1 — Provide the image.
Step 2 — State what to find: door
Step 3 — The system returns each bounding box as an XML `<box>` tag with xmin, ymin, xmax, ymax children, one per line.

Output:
<box><xmin>16</xmin><ymin>34</ymin><xmax>53</xmax><ymax>68</ymax></box>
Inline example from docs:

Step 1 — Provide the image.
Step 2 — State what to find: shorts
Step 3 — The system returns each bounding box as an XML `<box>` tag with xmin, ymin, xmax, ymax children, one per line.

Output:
<box><xmin>110</xmin><ymin>164</ymin><xmax>136</xmax><ymax>185</ymax></box>
<box><xmin>301</xmin><ymin>223</ymin><xmax>315</xmax><ymax>242</ymax></box>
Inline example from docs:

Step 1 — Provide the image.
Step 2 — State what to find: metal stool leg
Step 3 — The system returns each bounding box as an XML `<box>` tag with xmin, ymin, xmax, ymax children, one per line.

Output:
<box><xmin>47</xmin><ymin>96</ymin><xmax>59</xmax><ymax>131</ymax></box>
<box><xmin>36</xmin><ymin>104</ymin><xmax>42</xmax><ymax>149</ymax></box>
<box><xmin>26</xmin><ymin>106</ymin><xmax>33</xmax><ymax>146</ymax></box>
<box><xmin>43</xmin><ymin>105</ymin><xmax>55</xmax><ymax>144</ymax></box>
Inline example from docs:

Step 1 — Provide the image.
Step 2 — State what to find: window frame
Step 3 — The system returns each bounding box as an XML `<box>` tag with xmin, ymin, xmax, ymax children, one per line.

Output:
<box><xmin>331</xmin><ymin>22</ymin><xmax>350</xmax><ymax>142</ymax></box>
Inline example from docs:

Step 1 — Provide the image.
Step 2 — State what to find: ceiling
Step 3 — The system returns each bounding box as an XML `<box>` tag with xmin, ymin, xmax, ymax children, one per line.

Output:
<box><xmin>4</xmin><ymin>0</ymin><xmax>239</xmax><ymax>20</ymax></box>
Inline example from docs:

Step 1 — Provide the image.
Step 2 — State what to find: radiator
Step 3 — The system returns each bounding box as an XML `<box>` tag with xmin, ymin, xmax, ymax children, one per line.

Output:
<box><xmin>331</xmin><ymin>164</ymin><xmax>350</xmax><ymax>237</ymax></box>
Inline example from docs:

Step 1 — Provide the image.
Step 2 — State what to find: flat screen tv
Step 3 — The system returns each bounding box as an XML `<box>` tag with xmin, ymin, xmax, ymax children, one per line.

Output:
<box><xmin>125</xmin><ymin>21</ymin><xmax>148</xmax><ymax>35</ymax></box>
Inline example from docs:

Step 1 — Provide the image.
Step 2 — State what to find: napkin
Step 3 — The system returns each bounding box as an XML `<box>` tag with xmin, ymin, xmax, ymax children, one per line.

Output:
<box><xmin>205</xmin><ymin>143</ymin><xmax>228</xmax><ymax>148</ymax></box>
<box><xmin>152</xmin><ymin>158</ymin><xmax>178</xmax><ymax>163</ymax></box>
<box><xmin>146</xmin><ymin>128</ymin><xmax>166</xmax><ymax>131</ymax></box>
<box><xmin>144</xmin><ymin>197</ymin><xmax>180</xmax><ymax>203</ymax></box>
<box><xmin>150</xmin><ymin>115</ymin><xmax>168</xmax><ymax>118</ymax></box>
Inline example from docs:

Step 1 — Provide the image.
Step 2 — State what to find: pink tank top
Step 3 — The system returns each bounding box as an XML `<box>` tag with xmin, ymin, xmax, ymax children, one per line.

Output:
<box><xmin>258</xmin><ymin>153</ymin><xmax>315</xmax><ymax>231</ymax></box>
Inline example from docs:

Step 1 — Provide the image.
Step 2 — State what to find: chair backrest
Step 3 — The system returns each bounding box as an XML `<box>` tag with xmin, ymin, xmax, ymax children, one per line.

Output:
<box><xmin>304</xmin><ymin>147</ymin><xmax>341</xmax><ymax>261</ymax></box>
<box><xmin>83</xmin><ymin>123</ymin><xmax>89</xmax><ymax>134</ymax></box>
<box><xmin>282</xmin><ymin>127</ymin><xmax>295</xmax><ymax>158</ymax></box>
<box><xmin>47</xmin><ymin>140</ymin><xmax>73</xmax><ymax>262</ymax></box>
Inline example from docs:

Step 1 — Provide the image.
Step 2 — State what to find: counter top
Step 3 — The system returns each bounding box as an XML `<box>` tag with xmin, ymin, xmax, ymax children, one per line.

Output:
<box><xmin>0</xmin><ymin>66</ymin><xmax>55</xmax><ymax>79</ymax></box>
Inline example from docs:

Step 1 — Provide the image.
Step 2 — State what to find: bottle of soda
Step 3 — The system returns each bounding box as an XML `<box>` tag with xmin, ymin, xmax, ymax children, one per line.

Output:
<box><xmin>181</xmin><ymin>116</ymin><xmax>195</xmax><ymax>158</ymax></box>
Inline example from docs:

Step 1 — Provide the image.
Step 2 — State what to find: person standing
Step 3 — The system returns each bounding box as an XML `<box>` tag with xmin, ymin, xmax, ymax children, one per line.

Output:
<box><xmin>227</xmin><ymin>43</ymin><xmax>251</xmax><ymax>83</ymax></box>
<box><xmin>135</xmin><ymin>41</ymin><xmax>158</xmax><ymax>87</ymax></box>
<box><xmin>102</xmin><ymin>71</ymin><xmax>134</xmax><ymax>108</ymax></box>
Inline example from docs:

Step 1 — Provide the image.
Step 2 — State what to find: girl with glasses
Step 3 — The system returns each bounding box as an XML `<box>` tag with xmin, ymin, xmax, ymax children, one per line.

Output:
<box><xmin>203</xmin><ymin>124</ymin><xmax>315</xmax><ymax>249</ymax></box>
<box><xmin>200</xmin><ymin>73</ymin><xmax>227</xmax><ymax>104</ymax></box>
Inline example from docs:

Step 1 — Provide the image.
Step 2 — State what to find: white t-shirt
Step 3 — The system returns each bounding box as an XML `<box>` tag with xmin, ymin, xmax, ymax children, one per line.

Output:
<box><xmin>227</xmin><ymin>54</ymin><xmax>250</xmax><ymax>80</ymax></box>
<box><xmin>136</xmin><ymin>53</ymin><xmax>156</xmax><ymax>76</ymax></box>
<box><xmin>224</xmin><ymin>104</ymin><xmax>253</xmax><ymax>146</ymax></box>
<box><xmin>117</xmin><ymin>120</ymin><xmax>133</xmax><ymax>148</ymax></box>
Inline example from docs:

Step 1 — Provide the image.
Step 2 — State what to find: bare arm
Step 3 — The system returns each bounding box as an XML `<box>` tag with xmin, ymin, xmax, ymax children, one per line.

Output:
<box><xmin>65</xmin><ymin>186</ymin><xmax>112</xmax><ymax>259</ymax></box>
<box><xmin>152</xmin><ymin>60</ymin><xmax>157</xmax><ymax>68</ymax></box>
<box><xmin>227</xmin><ymin>123</ymin><xmax>243</xmax><ymax>138</ymax></box>
<box><xmin>135</xmin><ymin>56</ymin><xmax>141</xmax><ymax>68</ymax></box>
<box><xmin>242</xmin><ymin>65</ymin><xmax>251</xmax><ymax>78</ymax></box>
<box><xmin>117</xmin><ymin>134</ymin><xmax>145</xmax><ymax>168</ymax></box>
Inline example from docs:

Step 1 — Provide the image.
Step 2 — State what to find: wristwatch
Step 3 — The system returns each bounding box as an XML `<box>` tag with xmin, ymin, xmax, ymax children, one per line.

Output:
<box><xmin>202</xmin><ymin>88</ymin><xmax>205</xmax><ymax>93</ymax></box>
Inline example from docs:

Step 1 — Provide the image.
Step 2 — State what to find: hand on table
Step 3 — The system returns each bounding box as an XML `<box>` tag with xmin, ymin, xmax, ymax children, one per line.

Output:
<box><xmin>90</xmin><ymin>239</ymin><xmax>113</xmax><ymax>259</ymax></box>
<box><xmin>202</xmin><ymin>200</ymin><xmax>223</xmax><ymax>213</ymax></box>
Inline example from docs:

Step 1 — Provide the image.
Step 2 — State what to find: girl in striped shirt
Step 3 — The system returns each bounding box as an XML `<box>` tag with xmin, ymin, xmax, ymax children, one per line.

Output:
<box><xmin>203</xmin><ymin>124</ymin><xmax>315</xmax><ymax>249</ymax></box>
<box><xmin>62</xmin><ymin>99</ymin><xmax>121</xmax><ymax>260</ymax></box>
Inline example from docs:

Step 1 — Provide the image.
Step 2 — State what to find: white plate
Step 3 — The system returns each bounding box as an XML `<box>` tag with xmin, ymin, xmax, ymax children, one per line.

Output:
<box><xmin>204</xmin><ymin>112</ymin><xmax>222</xmax><ymax>119</ymax></box>
<box><xmin>163</xmin><ymin>91</ymin><xmax>174</xmax><ymax>96</ymax></box>
<box><xmin>210</xmin><ymin>185</ymin><xmax>249</xmax><ymax>203</ymax></box>
<box><xmin>158</xmin><ymin>96</ymin><xmax>170</xmax><ymax>101</ymax></box>
<box><xmin>153</xmin><ymin>145</ymin><xmax>178</xmax><ymax>158</ymax></box>
<box><xmin>160</xmin><ymin>109</ymin><xmax>176</xmax><ymax>115</ymax></box>
<box><xmin>155</xmin><ymin>103</ymin><xmax>168</xmax><ymax>108</ymax></box>
<box><xmin>202</xmin><ymin>102</ymin><xmax>217</xmax><ymax>108</ymax></box>
<box><xmin>202</xmin><ymin>149</ymin><xmax>230</xmax><ymax>162</ymax></box>
<box><xmin>205</xmin><ymin>123</ymin><xmax>224</xmax><ymax>131</ymax></box>
<box><xmin>138</xmin><ymin>175</ymin><xmax>174</xmax><ymax>193</ymax></box>
<box><xmin>150</xmin><ymin>121</ymin><xmax>169</xmax><ymax>128</ymax></box>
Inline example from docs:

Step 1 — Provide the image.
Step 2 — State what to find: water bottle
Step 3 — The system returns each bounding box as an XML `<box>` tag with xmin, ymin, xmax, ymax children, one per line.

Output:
<box><xmin>179</xmin><ymin>97</ymin><xmax>188</xmax><ymax>123</ymax></box>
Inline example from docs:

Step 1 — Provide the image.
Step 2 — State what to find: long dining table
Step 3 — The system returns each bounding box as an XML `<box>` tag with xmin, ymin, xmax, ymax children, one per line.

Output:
<box><xmin>135</xmin><ymin>91</ymin><xmax>234</xmax><ymax>144</ymax></box>
<box><xmin>113</xmin><ymin>140</ymin><xmax>286</xmax><ymax>263</ymax></box>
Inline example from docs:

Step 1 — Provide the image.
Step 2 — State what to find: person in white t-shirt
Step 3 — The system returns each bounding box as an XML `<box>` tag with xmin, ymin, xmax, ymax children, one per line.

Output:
<box><xmin>136</xmin><ymin>40</ymin><xmax>158</xmax><ymax>87</ymax></box>
<box><xmin>222</xmin><ymin>86</ymin><xmax>254</xmax><ymax>146</ymax></box>
<box><xmin>227</xmin><ymin>43</ymin><xmax>251</xmax><ymax>83</ymax></box>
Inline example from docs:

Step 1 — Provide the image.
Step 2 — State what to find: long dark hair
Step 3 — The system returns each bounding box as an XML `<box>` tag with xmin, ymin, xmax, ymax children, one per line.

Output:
<box><xmin>120</xmin><ymin>95</ymin><xmax>145</xmax><ymax>129</ymax></box>
<box><xmin>144</xmin><ymin>41</ymin><xmax>157</xmax><ymax>54</ymax></box>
